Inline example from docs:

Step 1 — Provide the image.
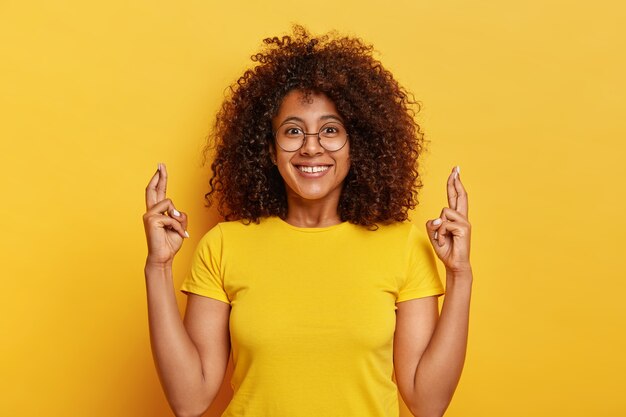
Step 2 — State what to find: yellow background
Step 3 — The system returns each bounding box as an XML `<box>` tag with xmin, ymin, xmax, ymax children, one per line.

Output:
<box><xmin>1</xmin><ymin>1</ymin><xmax>624</xmax><ymax>416</ymax></box>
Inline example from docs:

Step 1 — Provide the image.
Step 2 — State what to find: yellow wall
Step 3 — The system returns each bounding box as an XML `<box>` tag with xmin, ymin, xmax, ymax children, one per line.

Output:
<box><xmin>1</xmin><ymin>1</ymin><xmax>624</xmax><ymax>416</ymax></box>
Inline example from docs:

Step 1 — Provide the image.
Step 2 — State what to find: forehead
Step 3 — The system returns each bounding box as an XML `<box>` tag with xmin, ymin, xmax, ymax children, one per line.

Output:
<box><xmin>273</xmin><ymin>90</ymin><xmax>340</xmax><ymax>124</ymax></box>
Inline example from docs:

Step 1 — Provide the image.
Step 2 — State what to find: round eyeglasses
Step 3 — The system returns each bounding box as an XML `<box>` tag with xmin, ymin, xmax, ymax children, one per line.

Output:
<box><xmin>273</xmin><ymin>122</ymin><xmax>349</xmax><ymax>152</ymax></box>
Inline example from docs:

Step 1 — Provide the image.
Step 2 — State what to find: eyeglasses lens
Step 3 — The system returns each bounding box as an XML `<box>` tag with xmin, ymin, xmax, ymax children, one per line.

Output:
<box><xmin>275</xmin><ymin>123</ymin><xmax>348</xmax><ymax>152</ymax></box>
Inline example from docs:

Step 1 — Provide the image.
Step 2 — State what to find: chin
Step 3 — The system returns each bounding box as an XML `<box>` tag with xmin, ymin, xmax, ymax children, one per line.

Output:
<box><xmin>290</xmin><ymin>182</ymin><xmax>343</xmax><ymax>202</ymax></box>
<box><xmin>293</xmin><ymin>189</ymin><xmax>330</xmax><ymax>201</ymax></box>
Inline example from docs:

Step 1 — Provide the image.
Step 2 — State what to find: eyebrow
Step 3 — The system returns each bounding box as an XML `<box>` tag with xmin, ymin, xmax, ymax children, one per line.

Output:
<box><xmin>279</xmin><ymin>114</ymin><xmax>344</xmax><ymax>125</ymax></box>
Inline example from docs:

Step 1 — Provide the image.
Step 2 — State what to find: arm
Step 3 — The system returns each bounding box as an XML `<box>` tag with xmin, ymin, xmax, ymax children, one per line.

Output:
<box><xmin>145</xmin><ymin>264</ymin><xmax>231</xmax><ymax>417</ymax></box>
<box><xmin>395</xmin><ymin>165</ymin><xmax>472</xmax><ymax>417</ymax></box>
<box><xmin>143</xmin><ymin>163</ymin><xmax>231</xmax><ymax>417</ymax></box>
<box><xmin>394</xmin><ymin>270</ymin><xmax>472</xmax><ymax>417</ymax></box>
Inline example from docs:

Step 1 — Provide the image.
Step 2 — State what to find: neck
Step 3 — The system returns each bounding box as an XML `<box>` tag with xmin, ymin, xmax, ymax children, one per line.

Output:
<box><xmin>284</xmin><ymin>192</ymin><xmax>342</xmax><ymax>228</ymax></box>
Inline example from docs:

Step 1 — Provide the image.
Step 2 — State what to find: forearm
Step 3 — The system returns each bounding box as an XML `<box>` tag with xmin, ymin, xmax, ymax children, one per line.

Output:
<box><xmin>411</xmin><ymin>269</ymin><xmax>473</xmax><ymax>417</ymax></box>
<box><xmin>145</xmin><ymin>262</ymin><xmax>210</xmax><ymax>417</ymax></box>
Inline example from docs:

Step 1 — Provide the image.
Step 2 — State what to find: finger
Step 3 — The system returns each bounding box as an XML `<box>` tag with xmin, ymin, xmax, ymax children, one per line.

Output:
<box><xmin>148</xmin><ymin>199</ymin><xmax>189</xmax><ymax>237</ymax></box>
<box><xmin>436</xmin><ymin>220</ymin><xmax>458</xmax><ymax>247</ymax></box>
<box><xmin>440</xmin><ymin>207</ymin><xmax>450</xmax><ymax>222</ymax></box>
<box><xmin>147</xmin><ymin>198</ymin><xmax>178</xmax><ymax>216</ymax></box>
<box><xmin>441</xmin><ymin>207</ymin><xmax>469</xmax><ymax>223</ymax></box>
<box><xmin>172</xmin><ymin>209</ymin><xmax>188</xmax><ymax>233</ymax></box>
<box><xmin>437</xmin><ymin>222</ymin><xmax>447</xmax><ymax>247</ymax></box>
<box><xmin>156</xmin><ymin>162</ymin><xmax>168</xmax><ymax>203</ymax></box>
<box><xmin>145</xmin><ymin>165</ymin><xmax>161</xmax><ymax>211</ymax></box>
<box><xmin>151</xmin><ymin>214</ymin><xmax>188</xmax><ymax>239</ymax></box>
<box><xmin>426</xmin><ymin>218</ymin><xmax>443</xmax><ymax>242</ymax></box>
<box><xmin>447</xmin><ymin>167</ymin><xmax>457</xmax><ymax>210</ymax></box>
<box><xmin>453</xmin><ymin>167</ymin><xmax>469</xmax><ymax>218</ymax></box>
<box><xmin>436</xmin><ymin>218</ymin><xmax>469</xmax><ymax>244</ymax></box>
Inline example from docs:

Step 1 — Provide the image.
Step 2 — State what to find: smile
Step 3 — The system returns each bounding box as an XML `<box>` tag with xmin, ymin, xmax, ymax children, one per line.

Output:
<box><xmin>296</xmin><ymin>165</ymin><xmax>330</xmax><ymax>173</ymax></box>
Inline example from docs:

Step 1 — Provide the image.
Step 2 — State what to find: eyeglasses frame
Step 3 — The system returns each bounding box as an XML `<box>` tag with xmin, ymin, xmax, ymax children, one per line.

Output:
<box><xmin>272</xmin><ymin>121</ymin><xmax>350</xmax><ymax>153</ymax></box>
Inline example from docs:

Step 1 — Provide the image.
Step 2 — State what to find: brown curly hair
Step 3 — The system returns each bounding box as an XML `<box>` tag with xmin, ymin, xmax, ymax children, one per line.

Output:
<box><xmin>203</xmin><ymin>25</ymin><xmax>426</xmax><ymax>228</ymax></box>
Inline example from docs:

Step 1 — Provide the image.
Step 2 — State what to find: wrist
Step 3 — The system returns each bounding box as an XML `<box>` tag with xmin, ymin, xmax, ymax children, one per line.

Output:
<box><xmin>144</xmin><ymin>262</ymin><xmax>174</xmax><ymax>289</ymax></box>
<box><xmin>445</xmin><ymin>266</ymin><xmax>473</xmax><ymax>281</ymax></box>
<box><xmin>144</xmin><ymin>258</ymin><xmax>173</xmax><ymax>273</ymax></box>
<box><xmin>445</xmin><ymin>261</ymin><xmax>472</xmax><ymax>273</ymax></box>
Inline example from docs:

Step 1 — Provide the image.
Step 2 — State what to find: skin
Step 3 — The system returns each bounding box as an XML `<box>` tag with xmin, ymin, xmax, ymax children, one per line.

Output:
<box><xmin>144</xmin><ymin>164</ymin><xmax>230</xmax><ymax>417</ymax></box>
<box><xmin>270</xmin><ymin>89</ymin><xmax>351</xmax><ymax>228</ymax></box>
<box><xmin>395</xmin><ymin>166</ymin><xmax>472</xmax><ymax>417</ymax></box>
<box><xmin>143</xmin><ymin>94</ymin><xmax>472</xmax><ymax>417</ymax></box>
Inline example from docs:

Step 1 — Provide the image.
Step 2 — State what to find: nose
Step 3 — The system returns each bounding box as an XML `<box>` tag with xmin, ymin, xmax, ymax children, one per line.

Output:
<box><xmin>299</xmin><ymin>133</ymin><xmax>324</xmax><ymax>156</ymax></box>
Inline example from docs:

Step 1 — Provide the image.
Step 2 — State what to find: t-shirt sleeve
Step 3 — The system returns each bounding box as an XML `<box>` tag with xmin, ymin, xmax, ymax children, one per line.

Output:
<box><xmin>179</xmin><ymin>224</ymin><xmax>231</xmax><ymax>304</ymax></box>
<box><xmin>397</xmin><ymin>223</ymin><xmax>445</xmax><ymax>303</ymax></box>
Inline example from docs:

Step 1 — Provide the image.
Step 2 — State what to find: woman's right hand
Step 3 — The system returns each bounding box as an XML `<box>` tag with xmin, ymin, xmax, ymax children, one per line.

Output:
<box><xmin>143</xmin><ymin>163</ymin><xmax>189</xmax><ymax>267</ymax></box>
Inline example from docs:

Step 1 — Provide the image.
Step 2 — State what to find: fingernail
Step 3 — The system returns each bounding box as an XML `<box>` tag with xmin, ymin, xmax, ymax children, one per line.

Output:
<box><xmin>455</xmin><ymin>166</ymin><xmax>460</xmax><ymax>179</ymax></box>
<box><xmin>184</xmin><ymin>230</ymin><xmax>189</xmax><ymax>238</ymax></box>
<box><xmin>157</xmin><ymin>163</ymin><xmax>161</xmax><ymax>171</ymax></box>
<box><xmin>434</xmin><ymin>231</ymin><xmax>438</xmax><ymax>239</ymax></box>
<box><xmin>433</xmin><ymin>218</ymin><xmax>442</xmax><ymax>226</ymax></box>
<box><xmin>172</xmin><ymin>209</ymin><xmax>180</xmax><ymax>217</ymax></box>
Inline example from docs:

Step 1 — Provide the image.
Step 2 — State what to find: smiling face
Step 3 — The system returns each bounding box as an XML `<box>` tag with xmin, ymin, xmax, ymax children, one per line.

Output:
<box><xmin>271</xmin><ymin>90</ymin><xmax>351</xmax><ymax>208</ymax></box>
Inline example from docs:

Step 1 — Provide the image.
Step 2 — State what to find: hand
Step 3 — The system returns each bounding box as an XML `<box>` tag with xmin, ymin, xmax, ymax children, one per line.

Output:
<box><xmin>426</xmin><ymin>166</ymin><xmax>472</xmax><ymax>273</ymax></box>
<box><xmin>143</xmin><ymin>163</ymin><xmax>189</xmax><ymax>267</ymax></box>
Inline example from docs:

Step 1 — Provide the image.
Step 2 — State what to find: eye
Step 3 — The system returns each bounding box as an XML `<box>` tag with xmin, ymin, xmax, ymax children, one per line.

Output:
<box><xmin>283</xmin><ymin>126</ymin><xmax>303</xmax><ymax>136</ymax></box>
<box><xmin>320</xmin><ymin>124</ymin><xmax>342</xmax><ymax>136</ymax></box>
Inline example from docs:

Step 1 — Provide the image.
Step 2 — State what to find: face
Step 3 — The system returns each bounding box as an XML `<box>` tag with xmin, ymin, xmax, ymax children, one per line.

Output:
<box><xmin>271</xmin><ymin>90</ymin><xmax>351</xmax><ymax>204</ymax></box>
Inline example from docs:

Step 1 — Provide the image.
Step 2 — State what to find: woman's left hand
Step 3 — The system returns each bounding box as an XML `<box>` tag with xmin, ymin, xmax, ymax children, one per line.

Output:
<box><xmin>426</xmin><ymin>166</ymin><xmax>472</xmax><ymax>273</ymax></box>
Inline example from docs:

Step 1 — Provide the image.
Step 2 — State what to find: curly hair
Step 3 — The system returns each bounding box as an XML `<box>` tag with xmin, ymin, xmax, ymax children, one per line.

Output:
<box><xmin>203</xmin><ymin>25</ymin><xmax>426</xmax><ymax>228</ymax></box>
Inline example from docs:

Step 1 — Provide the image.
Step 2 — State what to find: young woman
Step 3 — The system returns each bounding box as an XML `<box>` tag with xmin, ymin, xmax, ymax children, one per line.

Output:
<box><xmin>143</xmin><ymin>26</ymin><xmax>472</xmax><ymax>417</ymax></box>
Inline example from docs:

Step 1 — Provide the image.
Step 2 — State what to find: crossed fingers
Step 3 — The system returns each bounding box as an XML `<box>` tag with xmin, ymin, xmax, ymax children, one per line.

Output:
<box><xmin>433</xmin><ymin>166</ymin><xmax>469</xmax><ymax>244</ymax></box>
<box><xmin>446</xmin><ymin>166</ymin><xmax>468</xmax><ymax>218</ymax></box>
<box><xmin>145</xmin><ymin>163</ymin><xmax>168</xmax><ymax>211</ymax></box>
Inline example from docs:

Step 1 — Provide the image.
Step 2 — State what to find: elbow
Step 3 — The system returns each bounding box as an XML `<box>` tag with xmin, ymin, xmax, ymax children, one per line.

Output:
<box><xmin>409</xmin><ymin>408</ymin><xmax>446</xmax><ymax>417</ymax></box>
<box><xmin>407</xmin><ymin>383</ymin><xmax>455</xmax><ymax>417</ymax></box>
<box><xmin>408</xmin><ymin>399</ymin><xmax>450</xmax><ymax>417</ymax></box>
<box><xmin>171</xmin><ymin>396</ymin><xmax>212</xmax><ymax>417</ymax></box>
<box><xmin>169</xmin><ymin>376</ymin><xmax>221</xmax><ymax>417</ymax></box>
<box><xmin>173</xmin><ymin>405</ymin><xmax>208</xmax><ymax>417</ymax></box>
<box><xmin>173</xmin><ymin>412</ymin><xmax>197</xmax><ymax>417</ymax></box>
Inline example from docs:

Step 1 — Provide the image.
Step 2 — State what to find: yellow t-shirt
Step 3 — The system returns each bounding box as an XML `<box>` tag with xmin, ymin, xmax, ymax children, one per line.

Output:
<box><xmin>180</xmin><ymin>216</ymin><xmax>445</xmax><ymax>417</ymax></box>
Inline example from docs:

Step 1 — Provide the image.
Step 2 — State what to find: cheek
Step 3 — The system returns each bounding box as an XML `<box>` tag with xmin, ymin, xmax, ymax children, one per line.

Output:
<box><xmin>337</xmin><ymin>153</ymin><xmax>351</xmax><ymax>177</ymax></box>
<box><xmin>276</xmin><ymin>155</ymin><xmax>295</xmax><ymax>182</ymax></box>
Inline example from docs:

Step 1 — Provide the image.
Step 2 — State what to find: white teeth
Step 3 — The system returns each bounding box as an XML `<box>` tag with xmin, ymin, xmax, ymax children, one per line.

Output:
<box><xmin>298</xmin><ymin>165</ymin><xmax>329</xmax><ymax>173</ymax></box>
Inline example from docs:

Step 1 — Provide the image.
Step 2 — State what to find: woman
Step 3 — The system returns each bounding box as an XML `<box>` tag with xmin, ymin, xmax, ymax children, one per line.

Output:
<box><xmin>143</xmin><ymin>26</ymin><xmax>472</xmax><ymax>417</ymax></box>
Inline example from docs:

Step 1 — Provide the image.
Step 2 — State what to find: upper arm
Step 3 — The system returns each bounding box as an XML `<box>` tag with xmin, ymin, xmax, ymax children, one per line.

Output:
<box><xmin>183</xmin><ymin>293</ymin><xmax>231</xmax><ymax>408</ymax></box>
<box><xmin>394</xmin><ymin>296</ymin><xmax>439</xmax><ymax>411</ymax></box>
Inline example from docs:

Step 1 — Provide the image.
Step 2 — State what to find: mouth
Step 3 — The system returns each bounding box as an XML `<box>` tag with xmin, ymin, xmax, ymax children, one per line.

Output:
<box><xmin>292</xmin><ymin>164</ymin><xmax>333</xmax><ymax>177</ymax></box>
<box><xmin>295</xmin><ymin>165</ymin><xmax>331</xmax><ymax>173</ymax></box>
